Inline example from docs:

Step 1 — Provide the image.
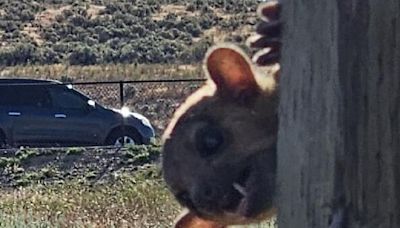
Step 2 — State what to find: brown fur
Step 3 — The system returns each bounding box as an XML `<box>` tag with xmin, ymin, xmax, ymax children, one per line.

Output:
<box><xmin>162</xmin><ymin>44</ymin><xmax>279</xmax><ymax>227</ymax></box>
<box><xmin>175</xmin><ymin>210</ymin><xmax>226</xmax><ymax>228</ymax></box>
<box><xmin>162</xmin><ymin>2</ymin><xmax>282</xmax><ymax>226</ymax></box>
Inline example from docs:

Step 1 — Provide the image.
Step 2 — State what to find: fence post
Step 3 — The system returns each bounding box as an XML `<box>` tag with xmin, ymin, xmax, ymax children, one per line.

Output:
<box><xmin>119</xmin><ymin>81</ymin><xmax>124</xmax><ymax>107</ymax></box>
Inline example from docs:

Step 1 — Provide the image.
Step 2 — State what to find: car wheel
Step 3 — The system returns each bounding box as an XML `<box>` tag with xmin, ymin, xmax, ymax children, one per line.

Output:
<box><xmin>106</xmin><ymin>130</ymin><xmax>142</xmax><ymax>147</ymax></box>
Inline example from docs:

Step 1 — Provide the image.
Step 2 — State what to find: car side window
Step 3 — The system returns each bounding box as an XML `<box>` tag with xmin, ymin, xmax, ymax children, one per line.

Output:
<box><xmin>20</xmin><ymin>86</ymin><xmax>52</xmax><ymax>108</ymax></box>
<box><xmin>0</xmin><ymin>86</ymin><xmax>51</xmax><ymax>108</ymax></box>
<box><xmin>0</xmin><ymin>87</ymin><xmax>17</xmax><ymax>106</ymax></box>
<box><xmin>48</xmin><ymin>87</ymin><xmax>88</xmax><ymax>110</ymax></box>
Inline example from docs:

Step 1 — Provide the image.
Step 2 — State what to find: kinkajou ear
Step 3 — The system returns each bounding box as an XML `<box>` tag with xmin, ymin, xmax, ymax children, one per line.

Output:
<box><xmin>174</xmin><ymin>210</ymin><xmax>226</xmax><ymax>228</ymax></box>
<box><xmin>205</xmin><ymin>45</ymin><xmax>260</xmax><ymax>101</ymax></box>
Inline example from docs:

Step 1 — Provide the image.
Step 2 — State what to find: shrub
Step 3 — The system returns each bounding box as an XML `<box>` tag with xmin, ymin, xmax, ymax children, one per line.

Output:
<box><xmin>69</xmin><ymin>45</ymin><xmax>98</xmax><ymax>65</ymax></box>
<box><xmin>20</xmin><ymin>9</ymin><xmax>35</xmax><ymax>22</ymax></box>
<box><xmin>37</xmin><ymin>47</ymin><xmax>61</xmax><ymax>64</ymax></box>
<box><xmin>184</xmin><ymin>23</ymin><xmax>202</xmax><ymax>38</ymax></box>
<box><xmin>0</xmin><ymin>0</ymin><xmax>260</xmax><ymax>66</ymax></box>
<box><xmin>0</xmin><ymin>43</ymin><xmax>37</xmax><ymax>66</ymax></box>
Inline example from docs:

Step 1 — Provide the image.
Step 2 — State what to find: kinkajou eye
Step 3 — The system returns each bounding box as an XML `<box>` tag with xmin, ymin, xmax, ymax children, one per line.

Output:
<box><xmin>195</xmin><ymin>125</ymin><xmax>224</xmax><ymax>158</ymax></box>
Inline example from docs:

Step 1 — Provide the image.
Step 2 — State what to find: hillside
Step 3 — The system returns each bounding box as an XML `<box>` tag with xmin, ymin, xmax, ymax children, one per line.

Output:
<box><xmin>0</xmin><ymin>0</ymin><xmax>259</xmax><ymax>66</ymax></box>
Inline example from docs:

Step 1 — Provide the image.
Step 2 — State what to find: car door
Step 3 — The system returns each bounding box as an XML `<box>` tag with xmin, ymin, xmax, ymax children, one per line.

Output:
<box><xmin>0</xmin><ymin>87</ymin><xmax>19</xmax><ymax>144</ymax></box>
<box><xmin>47</xmin><ymin>86</ymin><xmax>103</xmax><ymax>146</ymax></box>
<box><xmin>7</xmin><ymin>85</ymin><xmax>58</xmax><ymax>146</ymax></box>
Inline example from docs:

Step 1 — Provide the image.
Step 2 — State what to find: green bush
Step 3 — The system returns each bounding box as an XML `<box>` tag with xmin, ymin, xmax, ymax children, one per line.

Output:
<box><xmin>69</xmin><ymin>45</ymin><xmax>98</xmax><ymax>65</ymax></box>
<box><xmin>0</xmin><ymin>0</ymin><xmax>259</xmax><ymax>66</ymax></box>
<box><xmin>0</xmin><ymin>43</ymin><xmax>37</xmax><ymax>65</ymax></box>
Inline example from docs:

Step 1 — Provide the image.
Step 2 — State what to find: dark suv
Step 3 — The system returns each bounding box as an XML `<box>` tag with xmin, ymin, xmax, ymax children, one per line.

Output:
<box><xmin>0</xmin><ymin>79</ymin><xmax>155</xmax><ymax>148</ymax></box>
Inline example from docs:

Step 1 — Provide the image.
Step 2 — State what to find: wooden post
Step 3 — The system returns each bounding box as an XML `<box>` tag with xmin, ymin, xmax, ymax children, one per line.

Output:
<box><xmin>277</xmin><ymin>0</ymin><xmax>400</xmax><ymax>227</ymax></box>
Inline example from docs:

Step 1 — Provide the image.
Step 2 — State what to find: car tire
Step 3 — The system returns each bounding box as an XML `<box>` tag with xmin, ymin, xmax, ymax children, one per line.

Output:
<box><xmin>105</xmin><ymin>129</ymin><xmax>142</xmax><ymax>147</ymax></box>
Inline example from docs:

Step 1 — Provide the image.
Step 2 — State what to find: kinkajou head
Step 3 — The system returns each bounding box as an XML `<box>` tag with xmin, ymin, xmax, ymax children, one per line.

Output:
<box><xmin>162</xmin><ymin>44</ymin><xmax>279</xmax><ymax>227</ymax></box>
<box><xmin>162</xmin><ymin>2</ymin><xmax>282</xmax><ymax>227</ymax></box>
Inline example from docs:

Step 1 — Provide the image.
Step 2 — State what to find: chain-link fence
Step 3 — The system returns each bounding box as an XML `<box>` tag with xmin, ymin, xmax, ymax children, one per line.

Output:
<box><xmin>73</xmin><ymin>79</ymin><xmax>206</xmax><ymax>136</ymax></box>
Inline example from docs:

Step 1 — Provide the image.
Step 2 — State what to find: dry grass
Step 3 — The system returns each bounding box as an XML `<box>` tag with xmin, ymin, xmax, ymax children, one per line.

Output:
<box><xmin>87</xmin><ymin>5</ymin><xmax>106</xmax><ymax>19</ymax></box>
<box><xmin>36</xmin><ymin>5</ymin><xmax>71</xmax><ymax>27</ymax></box>
<box><xmin>21</xmin><ymin>24</ymin><xmax>44</xmax><ymax>46</ymax></box>
<box><xmin>0</xmin><ymin>165</ymin><xmax>181</xmax><ymax>227</ymax></box>
<box><xmin>152</xmin><ymin>4</ymin><xmax>195</xmax><ymax>21</ymax></box>
<box><xmin>0</xmin><ymin>64</ymin><xmax>203</xmax><ymax>82</ymax></box>
<box><xmin>0</xmin><ymin>163</ymin><xmax>276</xmax><ymax>228</ymax></box>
